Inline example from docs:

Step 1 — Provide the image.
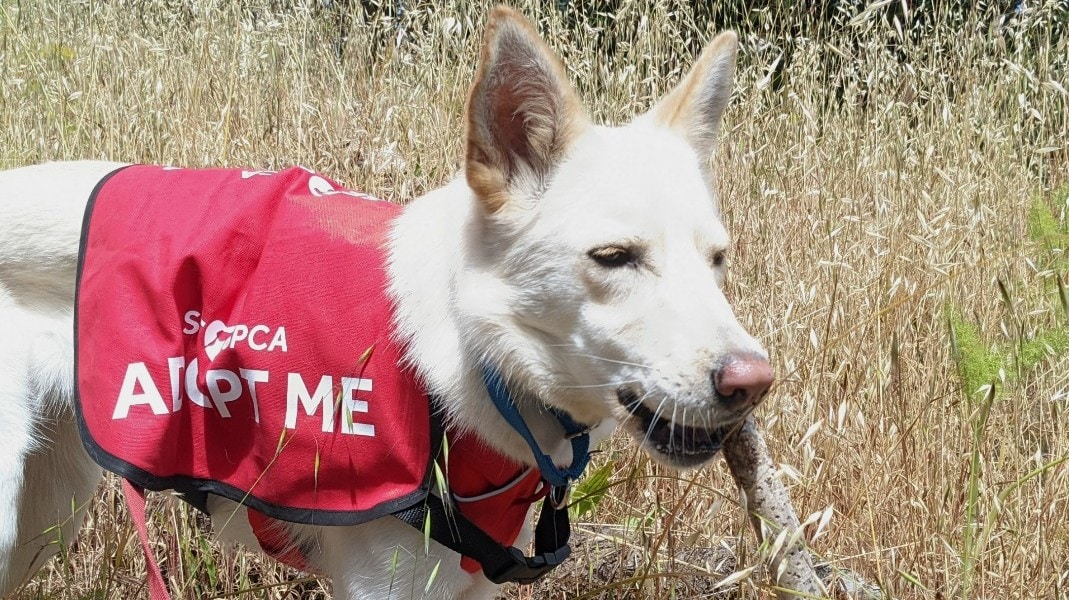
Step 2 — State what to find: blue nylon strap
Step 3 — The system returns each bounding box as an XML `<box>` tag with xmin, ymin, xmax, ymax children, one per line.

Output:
<box><xmin>481</xmin><ymin>365</ymin><xmax>592</xmax><ymax>488</ymax></box>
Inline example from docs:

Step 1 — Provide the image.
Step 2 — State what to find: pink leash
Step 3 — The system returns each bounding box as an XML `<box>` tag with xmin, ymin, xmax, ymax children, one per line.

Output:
<box><xmin>121</xmin><ymin>479</ymin><xmax>172</xmax><ymax>600</ymax></box>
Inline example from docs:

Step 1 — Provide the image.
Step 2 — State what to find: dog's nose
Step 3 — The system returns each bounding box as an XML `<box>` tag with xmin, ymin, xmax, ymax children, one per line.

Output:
<box><xmin>713</xmin><ymin>354</ymin><xmax>774</xmax><ymax>407</ymax></box>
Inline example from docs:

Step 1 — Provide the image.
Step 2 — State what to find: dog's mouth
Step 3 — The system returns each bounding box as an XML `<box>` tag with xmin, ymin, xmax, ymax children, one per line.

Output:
<box><xmin>616</xmin><ymin>389</ymin><xmax>729</xmax><ymax>468</ymax></box>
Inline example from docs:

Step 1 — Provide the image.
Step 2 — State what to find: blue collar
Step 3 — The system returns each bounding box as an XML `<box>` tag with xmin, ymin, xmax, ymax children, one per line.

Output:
<box><xmin>481</xmin><ymin>365</ymin><xmax>593</xmax><ymax>488</ymax></box>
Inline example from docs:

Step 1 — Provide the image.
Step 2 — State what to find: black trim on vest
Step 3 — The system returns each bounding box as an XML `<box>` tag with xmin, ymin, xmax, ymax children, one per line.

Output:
<box><xmin>74</xmin><ymin>166</ymin><xmax>438</xmax><ymax>527</ymax></box>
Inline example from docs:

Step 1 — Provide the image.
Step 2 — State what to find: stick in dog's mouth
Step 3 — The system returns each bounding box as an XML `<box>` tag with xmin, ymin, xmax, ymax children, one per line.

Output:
<box><xmin>616</xmin><ymin>388</ymin><xmax>728</xmax><ymax>466</ymax></box>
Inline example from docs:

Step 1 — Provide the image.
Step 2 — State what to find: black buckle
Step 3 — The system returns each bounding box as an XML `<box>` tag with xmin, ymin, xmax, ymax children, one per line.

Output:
<box><xmin>485</xmin><ymin>545</ymin><xmax>572</xmax><ymax>585</ymax></box>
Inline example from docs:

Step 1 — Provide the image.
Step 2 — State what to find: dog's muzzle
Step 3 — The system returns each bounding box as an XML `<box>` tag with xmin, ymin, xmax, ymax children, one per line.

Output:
<box><xmin>616</xmin><ymin>388</ymin><xmax>731</xmax><ymax>468</ymax></box>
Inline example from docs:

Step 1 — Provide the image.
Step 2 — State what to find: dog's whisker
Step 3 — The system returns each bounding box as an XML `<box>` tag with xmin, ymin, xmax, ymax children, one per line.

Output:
<box><xmin>675</xmin><ymin>404</ymin><xmax>684</xmax><ymax>451</ymax></box>
<box><xmin>642</xmin><ymin>397</ymin><xmax>671</xmax><ymax>447</ymax></box>
<box><xmin>556</xmin><ymin>380</ymin><xmax>641</xmax><ymax>390</ymax></box>
<box><xmin>561</xmin><ymin>352</ymin><xmax>656</xmax><ymax>370</ymax></box>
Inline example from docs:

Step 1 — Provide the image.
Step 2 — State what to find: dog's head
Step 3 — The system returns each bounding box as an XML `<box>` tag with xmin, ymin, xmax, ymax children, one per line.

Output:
<box><xmin>460</xmin><ymin>8</ymin><xmax>770</xmax><ymax>469</ymax></box>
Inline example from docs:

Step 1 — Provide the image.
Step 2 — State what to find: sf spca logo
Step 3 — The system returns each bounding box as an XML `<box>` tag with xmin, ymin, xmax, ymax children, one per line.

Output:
<box><xmin>182</xmin><ymin>310</ymin><xmax>288</xmax><ymax>360</ymax></box>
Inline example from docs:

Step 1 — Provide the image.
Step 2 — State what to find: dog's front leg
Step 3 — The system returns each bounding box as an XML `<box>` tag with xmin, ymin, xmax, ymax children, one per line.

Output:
<box><xmin>309</xmin><ymin>516</ymin><xmax>499</xmax><ymax>600</ymax></box>
<box><xmin>207</xmin><ymin>499</ymin><xmax>500</xmax><ymax>599</ymax></box>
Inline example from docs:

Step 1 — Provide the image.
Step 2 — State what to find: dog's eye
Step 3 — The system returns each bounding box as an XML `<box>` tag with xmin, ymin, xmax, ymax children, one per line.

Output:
<box><xmin>589</xmin><ymin>246</ymin><xmax>637</xmax><ymax>268</ymax></box>
<box><xmin>712</xmin><ymin>251</ymin><xmax>727</xmax><ymax>268</ymax></box>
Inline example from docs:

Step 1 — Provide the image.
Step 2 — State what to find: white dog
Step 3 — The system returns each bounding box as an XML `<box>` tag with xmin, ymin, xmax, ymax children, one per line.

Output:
<box><xmin>0</xmin><ymin>7</ymin><xmax>773</xmax><ymax>599</ymax></box>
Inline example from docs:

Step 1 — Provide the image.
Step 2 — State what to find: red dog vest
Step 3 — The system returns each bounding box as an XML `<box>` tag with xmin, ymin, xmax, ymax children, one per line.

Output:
<box><xmin>75</xmin><ymin>166</ymin><xmax>538</xmax><ymax>575</ymax></box>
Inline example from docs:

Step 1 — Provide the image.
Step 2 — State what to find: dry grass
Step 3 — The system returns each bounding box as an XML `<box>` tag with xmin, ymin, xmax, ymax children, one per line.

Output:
<box><xmin>2</xmin><ymin>0</ymin><xmax>1068</xmax><ymax>598</ymax></box>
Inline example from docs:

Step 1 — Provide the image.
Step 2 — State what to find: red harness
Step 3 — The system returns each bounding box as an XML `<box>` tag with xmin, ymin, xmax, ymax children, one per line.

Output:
<box><xmin>445</xmin><ymin>432</ymin><xmax>550</xmax><ymax>573</ymax></box>
<box><xmin>75</xmin><ymin>165</ymin><xmax>550</xmax><ymax>585</ymax></box>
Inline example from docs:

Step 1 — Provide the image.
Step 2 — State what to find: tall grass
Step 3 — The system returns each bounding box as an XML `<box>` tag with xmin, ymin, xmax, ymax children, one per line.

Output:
<box><xmin>2</xmin><ymin>1</ymin><xmax>1067</xmax><ymax>598</ymax></box>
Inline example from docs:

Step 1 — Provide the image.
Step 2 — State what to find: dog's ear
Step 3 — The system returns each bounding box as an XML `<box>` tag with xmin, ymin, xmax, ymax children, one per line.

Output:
<box><xmin>647</xmin><ymin>31</ymin><xmax>738</xmax><ymax>158</ymax></box>
<box><xmin>465</xmin><ymin>6</ymin><xmax>588</xmax><ymax>213</ymax></box>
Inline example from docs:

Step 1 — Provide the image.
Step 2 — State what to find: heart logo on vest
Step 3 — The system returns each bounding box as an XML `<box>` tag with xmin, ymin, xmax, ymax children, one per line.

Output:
<box><xmin>203</xmin><ymin>320</ymin><xmax>233</xmax><ymax>361</ymax></box>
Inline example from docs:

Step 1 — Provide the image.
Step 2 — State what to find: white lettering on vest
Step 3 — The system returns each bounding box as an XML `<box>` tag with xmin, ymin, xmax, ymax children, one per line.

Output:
<box><xmin>168</xmin><ymin>356</ymin><xmax>185</xmax><ymax>411</ymax></box>
<box><xmin>239</xmin><ymin>368</ymin><xmax>268</xmax><ymax>423</ymax></box>
<box><xmin>340</xmin><ymin>377</ymin><xmax>375</xmax><ymax>436</ymax></box>
<box><xmin>229</xmin><ymin>324</ymin><xmax>249</xmax><ymax>345</ymax></box>
<box><xmin>111</xmin><ymin>359</ymin><xmax>374</xmax><ymax>437</ymax></box>
<box><xmin>286</xmin><ymin>373</ymin><xmax>333</xmax><ymax>432</ymax></box>
<box><xmin>113</xmin><ymin>362</ymin><xmax>168</xmax><ymax>418</ymax></box>
<box><xmin>268</xmin><ymin>327</ymin><xmax>288</xmax><ymax>352</ymax></box>
<box><xmin>205</xmin><ymin>369</ymin><xmax>241</xmax><ymax>417</ymax></box>
<box><xmin>248</xmin><ymin>325</ymin><xmax>270</xmax><ymax>350</ymax></box>
<box><xmin>184</xmin><ymin>358</ymin><xmax>212</xmax><ymax>408</ymax></box>
<box><xmin>183</xmin><ymin>311</ymin><xmax>201</xmax><ymax>334</ymax></box>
